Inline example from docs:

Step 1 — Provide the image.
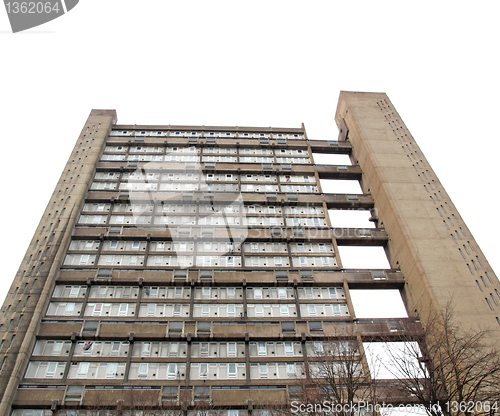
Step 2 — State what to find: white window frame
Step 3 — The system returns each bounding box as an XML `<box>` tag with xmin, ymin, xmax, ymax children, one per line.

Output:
<box><xmin>258</xmin><ymin>342</ymin><xmax>266</xmax><ymax>357</ymax></box>
<box><xmin>228</xmin><ymin>363</ymin><xmax>237</xmax><ymax>379</ymax></box>
<box><xmin>64</xmin><ymin>303</ymin><xmax>75</xmax><ymax>316</ymax></box>
<box><xmin>170</xmin><ymin>342</ymin><xmax>179</xmax><ymax>357</ymax></box>
<box><xmin>118</xmin><ymin>303</ymin><xmax>128</xmax><ymax>316</ymax></box>
<box><xmin>69</xmin><ymin>286</ymin><xmax>80</xmax><ymax>298</ymax></box>
<box><xmin>52</xmin><ymin>341</ymin><xmax>64</xmax><ymax>356</ymax></box>
<box><xmin>77</xmin><ymin>362</ymin><xmax>89</xmax><ymax>378</ymax></box>
<box><xmin>93</xmin><ymin>303</ymin><xmax>103</xmax><ymax>316</ymax></box>
<box><xmin>227</xmin><ymin>342</ymin><xmax>236</xmax><ymax>357</ymax></box>
<box><xmin>45</xmin><ymin>362</ymin><xmax>58</xmax><ymax>378</ymax></box>
<box><xmin>199</xmin><ymin>363</ymin><xmax>208</xmax><ymax>379</ymax></box>
<box><xmin>259</xmin><ymin>363</ymin><xmax>268</xmax><ymax>379</ymax></box>
<box><xmin>106</xmin><ymin>362</ymin><xmax>117</xmax><ymax>378</ymax></box>
<box><xmin>138</xmin><ymin>363</ymin><xmax>148</xmax><ymax>378</ymax></box>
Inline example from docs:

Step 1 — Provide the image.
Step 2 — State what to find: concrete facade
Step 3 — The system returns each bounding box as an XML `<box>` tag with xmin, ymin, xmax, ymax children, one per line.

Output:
<box><xmin>335</xmin><ymin>92</ymin><xmax>500</xmax><ymax>334</ymax></box>
<box><xmin>0</xmin><ymin>94</ymin><xmax>497</xmax><ymax>415</ymax></box>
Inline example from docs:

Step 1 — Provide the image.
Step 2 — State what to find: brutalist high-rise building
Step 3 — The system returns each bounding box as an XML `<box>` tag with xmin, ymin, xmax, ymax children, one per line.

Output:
<box><xmin>0</xmin><ymin>92</ymin><xmax>498</xmax><ymax>415</ymax></box>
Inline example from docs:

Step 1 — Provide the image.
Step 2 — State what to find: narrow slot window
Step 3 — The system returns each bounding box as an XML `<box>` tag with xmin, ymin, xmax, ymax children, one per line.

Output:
<box><xmin>490</xmin><ymin>294</ymin><xmax>498</xmax><ymax>306</ymax></box>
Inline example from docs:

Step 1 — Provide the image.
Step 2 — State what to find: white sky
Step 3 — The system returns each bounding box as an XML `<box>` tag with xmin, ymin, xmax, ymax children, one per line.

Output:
<box><xmin>0</xmin><ymin>1</ymin><xmax>499</xmax><ymax>312</ymax></box>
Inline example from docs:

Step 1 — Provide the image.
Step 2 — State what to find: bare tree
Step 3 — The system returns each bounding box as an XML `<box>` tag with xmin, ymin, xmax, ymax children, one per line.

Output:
<box><xmin>293</xmin><ymin>332</ymin><xmax>379</xmax><ymax>416</ymax></box>
<box><xmin>380</xmin><ymin>305</ymin><xmax>500</xmax><ymax>416</ymax></box>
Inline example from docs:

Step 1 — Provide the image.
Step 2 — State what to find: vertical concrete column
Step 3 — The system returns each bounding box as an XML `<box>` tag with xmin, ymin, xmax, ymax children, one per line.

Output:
<box><xmin>0</xmin><ymin>110</ymin><xmax>117</xmax><ymax>414</ymax></box>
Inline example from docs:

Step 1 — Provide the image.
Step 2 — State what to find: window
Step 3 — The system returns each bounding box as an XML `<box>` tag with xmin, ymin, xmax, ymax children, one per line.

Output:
<box><xmin>111</xmin><ymin>342</ymin><xmax>120</xmax><ymax>355</ymax></box>
<box><xmin>118</xmin><ymin>304</ymin><xmax>128</xmax><ymax>316</ymax></box>
<box><xmin>259</xmin><ymin>363</ymin><xmax>268</xmax><ymax>379</ymax></box>
<box><xmin>201</xmin><ymin>343</ymin><xmax>209</xmax><ymax>357</ymax></box>
<box><xmin>53</xmin><ymin>341</ymin><xmax>63</xmax><ymax>356</ymax></box>
<box><xmin>138</xmin><ymin>363</ymin><xmax>148</xmax><ymax>378</ymax></box>
<box><xmin>69</xmin><ymin>286</ymin><xmax>80</xmax><ymax>298</ymax></box>
<box><xmin>106</xmin><ymin>362</ymin><xmax>117</xmax><ymax>378</ymax></box>
<box><xmin>258</xmin><ymin>342</ymin><xmax>266</xmax><ymax>356</ymax></box>
<box><xmin>254</xmin><ymin>288</ymin><xmax>262</xmax><ymax>299</ymax></box>
<box><xmin>228</xmin><ymin>363</ymin><xmax>237</xmax><ymax>378</ymax></box>
<box><xmin>170</xmin><ymin>342</ymin><xmax>179</xmax><ymax>356</ymax></box>
<box><xmin>93</xmin><ymin>303</ymin><xmax>103</xmax><ymax>316</ymax></box>
<box><xmin>64</xmin><ymin>303</ymin><xmax>75</xmax><ymax>315</ymax></box>
<box><xmin>202</xmin><ymin>287</ymin><xmax>210</xmax><ymax>299</ymax></box>
<box><xmin>200</xmin><ymin>363</ymin><xmax>208</xmax><ymax>378</ymax></box>
<box><xmin>77</xmin><ymin>362</ymin><xmax>89</xmax><ymax>378</ymax></box>
<box><xmin>228</xmin><ymin>342</ymin><xmax>236</xmax><ymax>357</ymax></box>
<box><xmin>168</xmin><ymin>322</ymin><xmax>184</xmax><ymax>334</ymax></box>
